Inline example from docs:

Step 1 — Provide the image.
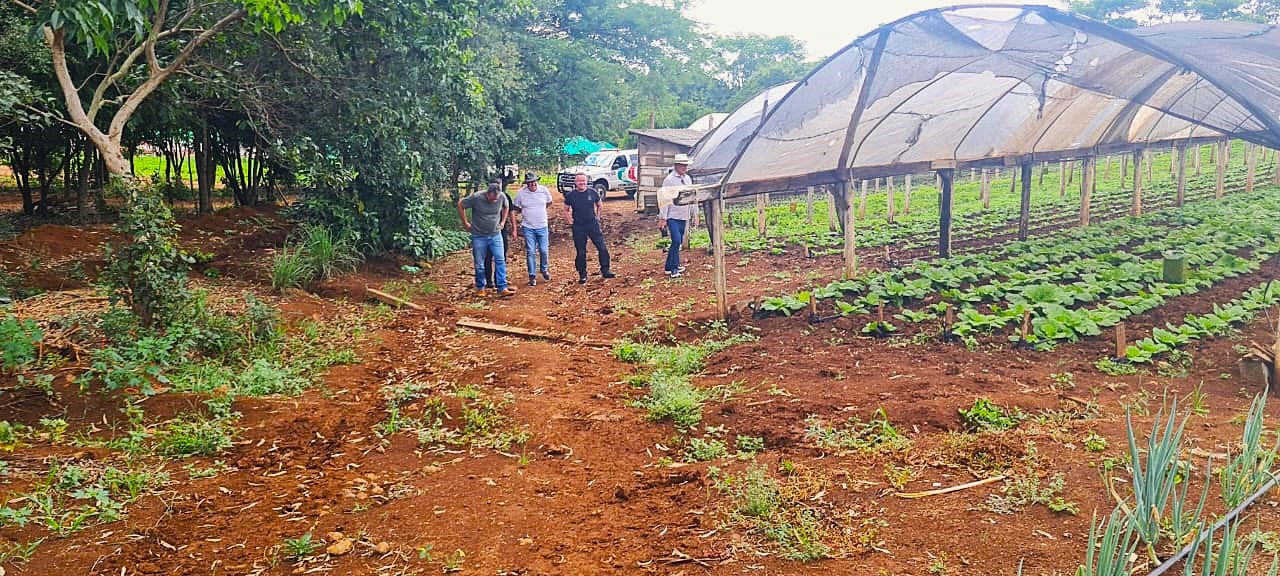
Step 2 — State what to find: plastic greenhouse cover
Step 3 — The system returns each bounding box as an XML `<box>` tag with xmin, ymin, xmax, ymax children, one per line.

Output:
<box><xmin>720</xmin><ymin>4</ymin><xmax>1280</xmax><ymax>198</ymax></box>
<box><xmin>689</xmin><ymin>81</ymin><xmax>798</xmax><ymax>178</ymax></box>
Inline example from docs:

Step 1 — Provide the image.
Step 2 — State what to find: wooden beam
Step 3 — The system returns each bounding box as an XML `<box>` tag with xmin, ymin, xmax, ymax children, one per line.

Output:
<box><xmin>902</xmin><ymin>174</ymin><xmax>912</xmax><ymax>215</ymax></box>
<box><xmin>1273</xmin><ymin>148</ymin><xmax>1280</xmax><ymax>185</ymax></box>
<box><xmin>826</xmin><ymin>186</ymin><xmax>839</xmax><ymax>232</ymax></box>
<box><xmin>1216</xmin><ymin>140</ymin><xmax>1228</xmax><ymax>199</ymax></box>
<box><xmin>842</xmin><ymin>179</ymin><xmax>857</xmax><ymax>278</ymax></box>
<box><xmin>1080</xmin><ymin>157</ymin><xmax>1095</xmax><ymax>227</ymax></box>
<box><xmin>938</xmin><ymin>169</ymin><xmax>954</xmax><ymax>258</ymax></box>
<box><xmin>886</xmin><ymin>176</ymin><xmax>895</xmax><ymax>223</ymax></box>
<box><xmin>756</xmin><ymin>193</ymin><xmax>768</xmax><ymax>236</ymax></box>
<box><xmin>1194</xmin><ymin>144</ymin><xmax>1202</xmax><ymax>176</ymax></box>
<box><xmin>711</xmin><ymin>195</ymin><xmax>728</xmax><ymax>320</ymax></box>
<box><xmin>1132</xmin><ymin>149</ymin><xmax>1144</xmax><ymax>216</ymax></box>
<box><xmin>1120</xmin><ymin>153</ymin><xmax>1128</xmax><ymax>188</ymax></box>
<box><xmin>366</xmin><ymin>287</ymin><xmax>424</xmax><ymax>310</ymax></box>
<box><xmin>1057</xmin><ymin>161</ymin><xmax>1067</xmax><ymax>199</ymax></box>
<box><xmin>456</xmin><ymin>318</ymin><xmax>612</xmax><ymax>347</ymax></box>
<box><xmin>1246</xmin><ymin>143</ymin><xmax>1257</xmax><ymax>192</ymax></box>
<box><xmin>1175</xmin><ymin>145</ymin><xmax>1186</xmax><ymax>207</ymax></box>
<box><xmin>1019</xmin><ymin>163</ymin><xmax>1032</xmax><ymax>240</ymax></box>
<box><xmin>805</xmin><ymin>186</ymin><xmax>814</xmax><ymax>224</ymax></box>
<box><xmin>857</xmin><ymin>179</ymin><xmax>869</xmax><ymax>218</ymax></box>
<box><xmin>980</xmin><ymin>169</ymin><xmax>991</xmax><ymax>209</ymax></box>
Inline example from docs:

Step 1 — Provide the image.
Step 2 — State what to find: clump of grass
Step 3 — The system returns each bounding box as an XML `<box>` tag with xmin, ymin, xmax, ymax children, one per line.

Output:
<box><xmin>155</xmin><ymin>413</ymin><xmax>235</xmax><ymax>458</ymax></box>
<box><xmin>633</xmin><ymin>371</ymin><xmax>707</xmax><ymax>430</ymax></box>
<box><xmin>270</xmin><ymin>246</ymin><xmax>314</xmax><ymax>292</ymax></box>
<box><xmin>804</xmin><ymin>408</ymin><xmax>912</xmax><ymax>454</ymax></box>
<box><xmin>297</xmin><ymin>224</ymin><xmax>362</xmax><ymax>282</ymax></box>
<box><xmin>713</xmin><ymin>464</ymin><xmax>832</xmax><ymax>562</ymax></box>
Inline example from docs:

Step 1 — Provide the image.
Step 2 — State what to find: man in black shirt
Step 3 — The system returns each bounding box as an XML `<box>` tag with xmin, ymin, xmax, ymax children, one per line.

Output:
<box><xmin>563</xmin><ymin>173</ymin><xmax>614</xmax><ymax>284</ymax></box>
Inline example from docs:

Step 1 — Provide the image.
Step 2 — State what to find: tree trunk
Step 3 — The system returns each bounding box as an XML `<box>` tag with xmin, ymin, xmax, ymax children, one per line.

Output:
<box><xmin>195</xmin><ymin>123</ymin><xmax>214</xmax><ymax>215</ymax></box>
<box><xmin>77</xmin><ymin>143</ymin><xmax>92</xmax><ymax>224</ymax></box>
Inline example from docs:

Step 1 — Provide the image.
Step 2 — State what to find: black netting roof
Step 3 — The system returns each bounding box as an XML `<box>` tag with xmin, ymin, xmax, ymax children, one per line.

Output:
<box><xmin>710</xmin><ymin>5</ymin><xmax>1280</xmax><ymax>198</ymax></box>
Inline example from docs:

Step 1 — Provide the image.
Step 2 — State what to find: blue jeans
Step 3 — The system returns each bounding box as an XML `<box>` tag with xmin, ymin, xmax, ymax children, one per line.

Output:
<box><xmin>471</xmin><ymin>233</ymin><xmax>507</xmax><ymax>290</ymax></box>
<box><xmin>523</xmin><ymin>226</ymin><xmax>549</xmax><ymax>277</ymax></box>
<box><xmin>665</xmin><ymin>218</ymin><xmax>687</xmax><ymax>272</ymax></box>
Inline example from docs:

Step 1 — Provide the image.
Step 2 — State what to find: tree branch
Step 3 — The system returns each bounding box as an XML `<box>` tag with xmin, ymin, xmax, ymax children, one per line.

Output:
<box><xmin>11</xmin><ymin>0</ymin><xmax>38</xmax><ymax>15</ymax></box>
<box><xmin>107</xmin><ymin>7</ymin><xmax>248</xmax><ymax>142</ymax></box>
<box><xmin>45</xmin><ymin>27</ymin><xmax>107</xmax><ymax>146</ymax></box>
<box><xmin>145</xmin><ymin>0</ymin><xmax>171</xmax><ymax>75</ymax></box>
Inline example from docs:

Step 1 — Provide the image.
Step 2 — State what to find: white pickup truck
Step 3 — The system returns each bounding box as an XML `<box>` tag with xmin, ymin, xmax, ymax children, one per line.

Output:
<box><xmin>556</xmin><ymin>149</ymin><xmax>638</xmax><ymax>198</ymax></box>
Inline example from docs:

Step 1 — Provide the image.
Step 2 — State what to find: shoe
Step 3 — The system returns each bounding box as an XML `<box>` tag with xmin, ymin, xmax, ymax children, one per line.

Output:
<box><xmin>669</xmin><ymin>271</ymin><xmax>682</xmax><ymax>278</ymax></box>
<box><xmin>528</xmin><ymin>276</ymin><xmax>537</xmax><ymax>287</ymax></box>
<box><xmin>474</xmin><ymin>288</ymin><xmax>487</xmax><ymax>297</ymax></box>
<box><xmin>602</xmin><ymin>271</ymin><xmax>617</xmax><ymax>279</ymax></box>
<box><xmin>578</xmin><ymin>276</ymin><xmax>588</xmax><ymax>284</ymax></box>
<box><xmin>676</xmin><ymin>266</ymin><xmax>687</xmax><ymax>273</ymax></box>
<box><xmin>503</xmin><ymin>284</ymin><xmax>517</xmax><ymax>293</ymax></box>
<box><xmin>541</xmin><ymin>270</ymin><xmax>551</xmax><ymax>281</ymax></box>
<box><xmin>497</xmin><ymin>288</ymin><xmax>516</xmax><ymax>298</ymax></box>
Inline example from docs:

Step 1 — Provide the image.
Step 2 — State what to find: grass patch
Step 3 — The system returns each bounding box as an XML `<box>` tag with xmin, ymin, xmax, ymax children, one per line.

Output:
<box><xmin>804</xmin><ymin>408</ymin><xmax>912</xmax><ymax>454</ymax></box>
<box><xmin>959</xmin><ymin>398</ymin><xmax>1023</xmax><ymax>432</ymax></box>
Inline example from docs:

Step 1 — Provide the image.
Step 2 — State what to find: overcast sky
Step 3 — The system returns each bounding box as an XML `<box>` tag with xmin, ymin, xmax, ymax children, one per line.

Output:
<box><xmin>686</xmin><ymin>0</ymin><xmax>1068</xmax><ymax>59</ymax></box>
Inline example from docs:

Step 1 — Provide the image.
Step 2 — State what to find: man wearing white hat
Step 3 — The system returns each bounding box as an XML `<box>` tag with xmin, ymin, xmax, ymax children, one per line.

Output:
<box><xmin>659</xmin><ymin>153</ymin><xmax>695</xmax><ymax>277</ymax></box>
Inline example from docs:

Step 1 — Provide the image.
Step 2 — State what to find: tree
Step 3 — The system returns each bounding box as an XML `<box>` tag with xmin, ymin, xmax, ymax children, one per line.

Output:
<box><xmin>1068</xmin><ymin>0</ymin><xmax>1151</xmax><ymax>27</ymax></box>
<box><xmin>9</xmin><ymin>0</ymin><xmax>361</xmax><ymax>179</ymax></box>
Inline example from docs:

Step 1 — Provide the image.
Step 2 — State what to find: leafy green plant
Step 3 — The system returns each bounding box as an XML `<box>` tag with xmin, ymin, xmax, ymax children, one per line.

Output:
<box><xmin>102</xmin><ymin>187</ymin><xmax>192</xmax><ymax>327</ymax></box>
<box><xmin>684</xmin><ymin>436</ymin><xmax>728</xmax><ymax>462</ymax></box>
<box><xmin>804</xmin><ymin>409</ymin><xmax>911</xmax><ymax>454</ymax></box>
<box><xmin>1083</xmin><ymin>432</ymin><xmax>1108</xmax><ymax>452</ymax></box>
<box><xmin>959</xmin><ymin>398</ymin><xmax>1021</xmax><ymax>432</ymax></box>
<box><xmin>282</xmin><ymin>532</ymin><xmax>319</xmax><ymax>561</ymax></box>
<box><xmin>155</xmin><ymin>413</ymin><xmax>236</xmax><ymax>458</ymax></box>
<box><xmin>1</xmin><ymin>315</ymin><xmax>42</xmax><ymax>372</ymax></box>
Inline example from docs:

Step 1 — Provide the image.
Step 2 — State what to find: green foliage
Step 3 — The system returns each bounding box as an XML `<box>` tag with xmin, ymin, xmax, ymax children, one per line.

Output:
<box><xmin>155</xmin><ymin>413</ymin><xmax>236</xmax><ymax>458</ymax></box>
<box><xmin>282</xmin><ymin>531</ymin><xmax>320</xmax><ymax>561</ymax></box>
<box><xmin>1076</xmin><ymin>509</ymin><xmax>1138</xmax><ymax>576</ymax></box>
<box><xmin>684</xmin><ymin>436</ymin><xmax>729</xmax><ymax>462</ymax></box>
<box><xmin>1218</xmin><ymin>394</ymin><xmax>1279</xmax><ymax>508</ymax></box>
<box><xmin>1124</xmin><ymin>401</ymin><xmax>1189</xmax><ymax>559</ymax></box>
<box><xmin>295</xmin><ymin>223</ymin><xmax>362</xmax><ymax>281</ymax></box>
<box><xmin>102</xmin><ymin>186</ymin><xmax>191</xmax><ymax>327</ymax></box>
<box><xmin>271</xmin><ymin>246</ymin><xmax>315</xmax><ymax>291</ymax></box>
<box><xmin>804</xmin><ymin>409</ymin><xmax>912</xmax><ymax>454</ymax></box>
<box><xmin>959</xmin><ymin>398</ymin><xmax>1022</xmax><ymax>432</ymax></box>
<box><xmin>634</xmin><ymin>371</ymin><xmax>707</xmax><ymax>430</ymax></box>
<box><xmin>1</xmin><ymin>314</ymin><xmax>42</xmax><ymax>372</ymax></box>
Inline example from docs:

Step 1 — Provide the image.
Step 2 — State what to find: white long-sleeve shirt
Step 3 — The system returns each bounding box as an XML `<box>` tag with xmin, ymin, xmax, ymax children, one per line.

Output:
<box><xmin>659</xmin><ymin>170</ymin><xmax>696</xmax><ymax>221</ymax></box>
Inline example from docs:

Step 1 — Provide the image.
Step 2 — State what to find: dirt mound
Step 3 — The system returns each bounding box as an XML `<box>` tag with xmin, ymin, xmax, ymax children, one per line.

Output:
<box><xmin>11</xmin><ymin>224</ymin><xmax>111</xmax><ymax>257</ymax></box>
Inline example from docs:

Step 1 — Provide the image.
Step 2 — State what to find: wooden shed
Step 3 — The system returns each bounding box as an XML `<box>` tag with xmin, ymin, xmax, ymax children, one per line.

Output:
<box><xmin>629</xmin><ymin>128</ymin><xmax>707</xmax><ymax>213</ymax></box>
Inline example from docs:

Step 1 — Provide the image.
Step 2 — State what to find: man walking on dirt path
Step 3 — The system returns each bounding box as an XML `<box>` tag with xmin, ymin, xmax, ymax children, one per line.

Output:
<box><xmin>564</xmin><ymin>172</ymin><xmax>614</xmax><ymax>284</ymax></box>
<box><xmin>484</xmin><ymin>181</ymin><xmax>516</xmax><ymax>291</ymax></box>
<box><xmin>514</xmin><ymin>172</ymin><xmax>553</xmax><ymax>286</ymax></box>
<box><xmin>458</xmin><ymin>181</ymin><xmax>516</xmax><ymax>296</ymax></box>
<box><xmin>659</xmin><ymin>154</ymin><xmax>694</xmax><ymax>278</ymax></box>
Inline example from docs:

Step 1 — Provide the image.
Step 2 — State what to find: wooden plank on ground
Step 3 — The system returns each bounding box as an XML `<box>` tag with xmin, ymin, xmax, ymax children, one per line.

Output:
<box><xmin>367</xmin><ymin>288</ymin><xmax>424</xmax><ymax>310</ymax></box>
<box><xmin>456</xmin><ymin>318</ymin><xmax>613</xmax><ymax>348</ymax></box>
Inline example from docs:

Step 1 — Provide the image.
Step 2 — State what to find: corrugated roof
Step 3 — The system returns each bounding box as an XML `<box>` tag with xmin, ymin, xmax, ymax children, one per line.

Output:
<box><xmin>629</xmin><ymin>128</ymin><xmax>707</xmax><ymax>147</ymax></box>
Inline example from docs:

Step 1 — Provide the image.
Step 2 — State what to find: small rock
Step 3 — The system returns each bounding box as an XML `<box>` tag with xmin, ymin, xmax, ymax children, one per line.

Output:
<box><xmin>375</xmin><ymin>542</ymin><xmax>391</xmax><ymax>554</ymax></box>
<box><xmin>421</xmin><ymin>465</ymin><xmax>442</xmax><ymax>475</ymax></box>
<box><xmin>517</xmin><ymin>536</ymin><xmax>534</xmax><ymax>546</ymax></box>
<box><xmin>614</xmin><ymin>486</ymin><xmax>629</xmax><ymax>501</ymax></box>
<box><xmin>326</xmin><ymin>531</ymin><xmax>345</xmax><ymax>543</ymax></box>
<box><xmin>370</xmin><ymin>485</ymin><xmax>384</xmax><ymax>495</ymax></box>
<box><xmin>326</xmin><ymin>538</ymin><xmax>354</xmax><ymax>556</ymax></box>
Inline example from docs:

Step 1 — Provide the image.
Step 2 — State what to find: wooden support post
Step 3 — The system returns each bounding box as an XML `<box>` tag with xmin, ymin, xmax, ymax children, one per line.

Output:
<box><xmin>1273</xmin><ymin>148</ymin><xmax>1280</xmax><ymax>185</ymax></box>
<box><xmin>938</xmin><ymin>169</ymin><xmax>954</xmax><ymax>258</ymax></box>
<box><xmin>1216</xmin><ymin>140</ymin><xmax>1229</xmax><ymax>199</ymax></box>
<box><xmin>969</xmin><ymin>168</ymin><xmax>976</xmax><ymax>184</ymax></box>
<box><xmin>1132</xmin><ymin>149</ymin><xmax>1144</xmax><ymax>216</ymax></box>
<box><xmin>711</xmin><ymin>197</ymin><xmax>728</xmax><ymax>320</ymax></box>
<box><xmin>1066</xmin><ymin>160</ymin><xmax>1075</xmax><ymax>185</ymax></box>
<box><xmin>826</xmin><ymin>187</ymin><xmax>839</xmax><ymax>232</ymax></box>
<box><xmin>1175</xmin><ymin>145</ymin><xmax>1187</xmax><ymax>207</ymax></box>
<box><xmin>756</xmin><ymin>193</ymin><xmax>768</xmax><ymax>236</ymax></box>
<box><xmin>1080</xmin><ymin>157</ymin><xmax>1095</xmax><ymax>227</ymax></box>
<box><xmin>1246</xmin><ymin>143</ymin><xmax>1257</xmax><ymax>192</ymax></box>
<box><xmin>1169</xmin><ymin>144</ymin><xmax>1177</xmax><ymax>176</ymax></box>
<box><xmin>1120</xmin><ymin>153</ymin><xmax>1128</xmax><ymax>188</ymax></box>
<box><xmin>839</xmin><ymin>180</ymin><xmax>857</xmax><ymax>278</ymax></box>
<box><xmin>980</xmin><ymin>169</ymin><xmax>991</xmax><ymax>209</ymax></box>
<box><xmin>1039</xmin><ymin>161</ymin><xmax>1047</xmax><ymax>186</ymax></box>
<box><xmin>1145</xmin><ymin>148</ymin><xmax>1154</xmax><ymax>182</ymax></box>
<box><xmin>1057</xmin><ymin>161</ymin><xmax>1067</xmax><ymax>199</ymax></box>
<box><xmin>886</xmin><ymin>176</ymin><xmax>896</xmax><ymax>223</ymax></box>
<box><xmin>1104</xmin><ymin>155</ymin><xmax>1112</xmax><ymax>180</ymax></box>
<box><xmin>857</xmin><ymin>180</ymin><xmax>869</xmax><ymax>218</ymax></box>
<box><xmin>902</xmin><ymin>174</ymin><xmax>912</xmax><ymax>215</ymax></box>
<box><xmin>1194</xmin><ymin>144</ymin><xmax>1202</xmax><ymax>176</ymax></box>
<box><xmin>1008</xmin><ymin>171</ymin><xmax>1017</xmax><ymax>197</ymax></box>
<box><xmin>806</xmin><ymin>186</ymin><xmax>815</xmax><ymax>224</ymax></box>
<box><xmin>1019</xmin><ymin>163</ymin><xmax>1032</xmax><ymax>240</ymax></box>
<box><xmin>1115</xmin><ymin>323</ymin><xmax>1126</xmax><ymax>359</ymax></box>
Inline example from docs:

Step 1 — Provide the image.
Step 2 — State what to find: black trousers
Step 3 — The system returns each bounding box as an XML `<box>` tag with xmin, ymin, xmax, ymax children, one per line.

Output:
<box><xmin>571</xmin><ymin>220</ymin><xmax>610</xmax><ymax>277</ymax></box>
<box><xmin>485</xmin><ymin>228</ymin><xmax>511</xmax><ymax>288</ymax></box>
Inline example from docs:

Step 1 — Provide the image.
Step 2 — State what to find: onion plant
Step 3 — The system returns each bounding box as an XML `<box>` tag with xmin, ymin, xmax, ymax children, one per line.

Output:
<box><xmin>1077</xmin><ymin>508</ymin><xmax>1137</xmax><ymax>576</ymax></box>
<box><xmin>1125</xmin><ymin>400</ymin><xmax>1188</xmax><ymax>561</ymax></box>
<box><xmin>1181</xmin><ymin>518</ymin><xmax>1279</xmax><ymax>576</ymax></box>
<box><xmin>1218</xmin><ymin>394</ymin><xmax>1279</xmax><ymax>508</ymax></box>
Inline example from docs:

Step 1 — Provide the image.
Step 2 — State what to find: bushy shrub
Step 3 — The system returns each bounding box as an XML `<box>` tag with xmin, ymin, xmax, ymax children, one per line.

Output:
<box><xmin>102</xmin><ymin>185</ymin><xmax>192</xmax><ymax>327</ymax></box>
<box><xmin>1</xmin><ymin>315</ymin><xmax>41</xmax><ymax>373</ymax></box>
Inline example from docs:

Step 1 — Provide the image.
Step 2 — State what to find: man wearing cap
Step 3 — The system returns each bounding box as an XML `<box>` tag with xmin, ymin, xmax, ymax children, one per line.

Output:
<box><xmin>457</xmin><ymin>181</ymin><xmax>516</xmax><ymax>296</ymax></box>
<box><xmin>514</xmin><ymin>172</ymin><xmax>553</xmax><ymax>286</ymax></box>
<box><xmin>659</xmin><ymin>154</ymin><xmax>696</xmax><ymax>277</ymax></box>
<box><xmin>564</xmin><ymin>172</ymin><xmax>615</xmax><ymax>284</ymax></box>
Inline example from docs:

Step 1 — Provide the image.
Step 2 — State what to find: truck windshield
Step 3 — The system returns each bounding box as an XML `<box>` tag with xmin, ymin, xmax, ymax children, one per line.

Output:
<box><xmin>582</xmin><ymin>152</ymin><xmax>612</xmax><ymax>167</ymax></box>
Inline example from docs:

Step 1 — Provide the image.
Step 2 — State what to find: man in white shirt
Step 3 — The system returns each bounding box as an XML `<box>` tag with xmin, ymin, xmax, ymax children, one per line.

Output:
<box><xmin>659</xmin><ymin>154</ymin><xmax>696</xmax><ymax>277</ymax></box>
<box><xmin>513</xmin><ymin>172</ymin><xmax>554</xmax><ymax>286</ymax></box>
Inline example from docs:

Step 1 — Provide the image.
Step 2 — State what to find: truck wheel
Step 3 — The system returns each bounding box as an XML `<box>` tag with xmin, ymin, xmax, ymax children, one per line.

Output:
<box><xmin>594</xmin><ymin>180</ymin><xmax>610</xmax><ymax>199</ymax></box>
